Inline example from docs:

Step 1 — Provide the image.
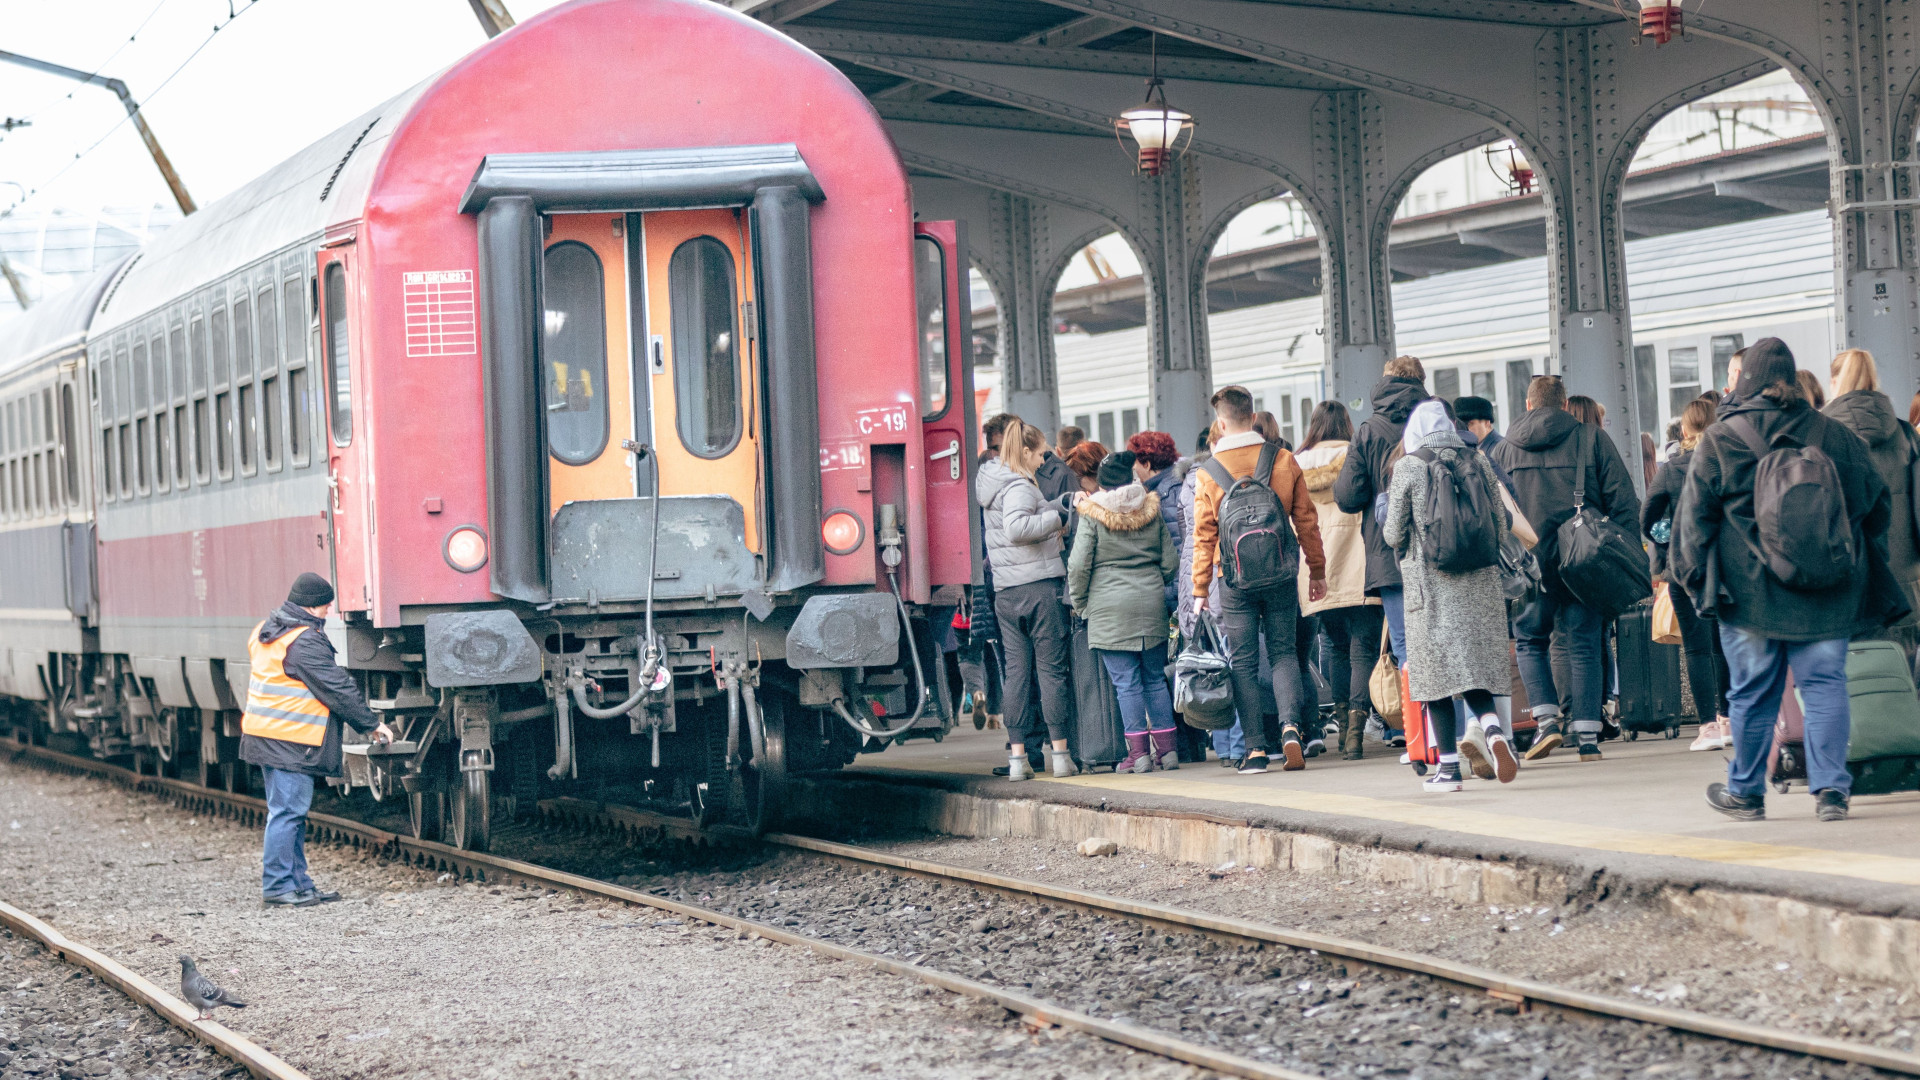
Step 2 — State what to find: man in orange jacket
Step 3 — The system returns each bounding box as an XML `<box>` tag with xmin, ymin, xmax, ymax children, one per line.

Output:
<box><xmin>1192</xmin><ymin>386</ymin><xmax>1326</xmax><ymax>774</ymax></box>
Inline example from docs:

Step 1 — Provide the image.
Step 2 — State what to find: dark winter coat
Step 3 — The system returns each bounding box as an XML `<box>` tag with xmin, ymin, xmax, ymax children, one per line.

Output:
<box><xmin>1641</xmin><ymin>446</ymin><xmax>1694</xmax><ymax>580</ymax></box>
<box><xmin>1823</xmin><ymin>389</ymin><xmax>1920</xmax><ymax>632</ymax></box>
<box><xmin>1035</xmin><ymin>452</ymin><xmax>1076</xmax><ymax>502</ymax></box>
<box><xmin>1144</xmin><ymin>464</ymin><xmax>1185</xmax><ymax>611</ymax></box>
<box><xmin>1487</xmin><ymin>407</ymin><xmax>1641</xmax><ymax>598</ymax></box>
<box><xmin>239</xmin><ymin>602</ymin><xmax>380</xmax><ymax>778</ymax></box>
<box><xmin>1672</xmin><ymin>394</ymin><xmax>1906</xmax><ymax>642</ymax></box>
<box><xmin>1333</xmin><ymin>376</ymin><xmax>1430</xmax><ymax>594</ymax></box>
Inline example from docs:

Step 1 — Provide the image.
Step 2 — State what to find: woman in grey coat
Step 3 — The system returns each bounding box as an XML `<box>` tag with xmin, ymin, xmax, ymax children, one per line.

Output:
<box><xmin>1069</xmin><ymin>451</ymin><xmax>1180</xmax><ymax>772</ymax></box>
<box><xmin>1382</xmin><ymin>400</ymin><xmax>1518</xmax><ymax>791</ymax></box>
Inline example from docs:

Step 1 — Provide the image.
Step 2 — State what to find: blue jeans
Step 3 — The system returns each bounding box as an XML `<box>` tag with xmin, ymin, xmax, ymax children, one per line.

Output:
<box><xmin>1719</xmin><ymin>627</ymin><xmax>1851</xmax><ymax>799</ymax></box>
<box><xmin>1379</xmin><ymin>587</ymin><xmax>1406</xmax><ymax>665</ymax></box>
<box><xmin>1513</xmin><ymin>590</ymin><xmax>1606</xmax><ymax>734</ymax></box>
<box><xmin>262</xmin><ymin>767</ymin><xmax>316</xmax><ymax>898</ymax></box>
<box><xmin>1212</xmin><ymin>718</ymin><xmax>1247</xmax><ymax>761</ymax></box>
<box><xmin>1097</xmin><ymin>644</ymin><xmax>1174</xmax><ymax>735</ymax></box>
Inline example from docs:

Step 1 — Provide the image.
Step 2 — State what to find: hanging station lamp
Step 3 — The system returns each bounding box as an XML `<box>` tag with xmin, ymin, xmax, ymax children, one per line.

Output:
<box><xmin>1484</xmin><ymin>141</ymin><xmax>1535</xmax><ymax>196</ymax></box>
<box><xmin>1115</xmin><ymin>36</ymin><xmax>1194</xmax><ymax>176</ymax></box>
<box><xmin>1629</xmin><ymin>0</ymin><xmax>1682</xmax><ymax>46</ymax></box>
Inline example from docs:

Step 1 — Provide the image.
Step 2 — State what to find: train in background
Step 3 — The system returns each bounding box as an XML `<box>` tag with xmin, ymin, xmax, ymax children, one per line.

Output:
<box><xmin>0</xmin><ymin>0</ymin><xmax>981</xmax><ymax>844</ymax></box>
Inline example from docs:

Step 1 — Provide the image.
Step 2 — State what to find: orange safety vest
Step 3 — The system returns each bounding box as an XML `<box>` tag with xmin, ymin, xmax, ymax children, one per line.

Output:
<box><xmin>241</xmin><ymin>623</ymin><xmax>331</xmax><ymax>747</ymax></box>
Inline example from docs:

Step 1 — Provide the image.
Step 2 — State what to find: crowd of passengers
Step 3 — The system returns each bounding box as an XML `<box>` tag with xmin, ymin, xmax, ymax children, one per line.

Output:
<box><xmin>959</xmin><ymin>338</ymin><xmax>1920</xmax><ymax>822</ymax></box>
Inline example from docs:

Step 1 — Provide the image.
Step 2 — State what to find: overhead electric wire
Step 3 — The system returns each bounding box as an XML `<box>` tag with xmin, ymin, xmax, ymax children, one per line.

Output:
<box><xmin>6</xmin><ymin>0</ymin><xmax>179</xmax><ymax>126</ymax></box>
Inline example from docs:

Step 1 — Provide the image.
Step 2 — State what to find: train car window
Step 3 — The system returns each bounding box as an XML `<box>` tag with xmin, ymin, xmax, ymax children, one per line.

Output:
<box><xmin>287</xmin><ymin>368</ymin><xmax>309</xmax><ymax>465</ymax></box>
<box><xmin>213</xmin><ymin>299</ymin><xmax>234</xmax><ymax>480</ymax></box>
<box><xmin>255</xmin><ymin>288</ymin><xmax>277</xmax><ymax>372</ymax></box>
<box><xmin>59</xmin><ymin>384</ymin><xmax>77</xmax><ymax>506</ymax></box>
<box><xmin>542</xmin><ymin>241</ymin><xmax>609</xmax><ymax>465</ymax></box>
<box><xmin>210</xmin><ymin>308</ymin><xmax>229</xmax><ymax>389</ymax></box>
<box><xmin>323</xmin><ymin>263</ymin><xmax>352</xmax><ymax>446</ymax></box>
<box><xmin>668</xmin><ymin>236</ymin><xmax>741</xmax><ymax>459</ymax></box>
<box><xmin>168</xmin><ymin>325</ymin><xmax>186</xmax><ymax>405</ymax></box>
<box><xmin>190</xmin><ymin>316</ymin><xmax>211</xmax><ymax>483</ymax></box>
<box><xmin>41</xmin><ymin>391</ymin><xmax>57</xmax><ymax>507</ymax></box>
<box><xmin>280</xmin><ymin>279</ymin><xmax>303</xmax><ymax>368</ymax></box>
<box><xmin>190</xmin><ymin>318</ymin><xmax>207</xmax><ymax>394</ymax></box>
<box><xmin>117</xmin><ymin>422</ymin><xmax>131</xmax><ymax>500</ymax></box>
<box><xmin>262</xmin><ymin>375</ymin><xmax>282</xmax><ymax>471</ymax></box>
<box><xmin>100</xmin><ymin>355</ymin><xmax>116</xmax><ymax>420</ymax></box>
<box><xmin>233</xmin><ymin>296</ymin><xmax>253</xmax><ymax>380</ymax></box>
<box><xmin>913</xmin><ymin>236</ymin><xmax>950</xmax><ymax>421</ymax></box>
<box><xmin>134</xmin><ymin>416</ymin><xmax>150</xmax><ymax>494</ymax></box>
<box><xmin>130</xmin><ymin>342</ymin><xmax>148</xmax><ymax>411</ymax></box>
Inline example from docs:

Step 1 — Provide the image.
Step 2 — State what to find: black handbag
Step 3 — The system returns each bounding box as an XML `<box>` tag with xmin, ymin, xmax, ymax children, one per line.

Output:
<box><xmin>1498</xmin><ymin>530</ymin><xmax>1542</xmax><ymax>603</ymax></box>
<box><xmin>1173</xmin><ymin>610</ymin><xmax>1237</xmax><ymax>730</ymax></box>
<box><xmin>1555</xmin><ymin>425</ymin><xmax>1652</xmax><ymax>618</ymax></box>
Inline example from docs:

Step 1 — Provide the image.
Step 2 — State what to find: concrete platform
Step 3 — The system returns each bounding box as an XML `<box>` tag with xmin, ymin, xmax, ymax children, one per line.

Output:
<box><xmin>836</xmin><ymin>724</ymin><xmax>1920</xmax><ymax>908</ymax></box>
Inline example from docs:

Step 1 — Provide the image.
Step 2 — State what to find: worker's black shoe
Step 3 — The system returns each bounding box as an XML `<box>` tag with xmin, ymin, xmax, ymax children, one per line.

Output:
<box><xmin>262</xmin><ymin>890</ymin><xmax>322</xmax><ymax>908</ymax></box>
<box><xmin>1815</xmin><ymin>789</ymin><xmax>1850</xmax><ymax>822</ymax></box>
<box><xmin>302</xmin><ymin>888</ymin><xmax>342</xmax><ymax>903</ymax></box>
<box><xmin>1705</xmin><ymin>782</ymin><xmax>1765</xmax><ymax>821</ymax></box>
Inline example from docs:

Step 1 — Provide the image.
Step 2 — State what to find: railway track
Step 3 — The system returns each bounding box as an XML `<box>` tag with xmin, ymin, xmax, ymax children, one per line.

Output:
<box><xmin>11</xmin><ymin>738</ymin><xmax>1920</xmax><ymax>1080</ymax></box>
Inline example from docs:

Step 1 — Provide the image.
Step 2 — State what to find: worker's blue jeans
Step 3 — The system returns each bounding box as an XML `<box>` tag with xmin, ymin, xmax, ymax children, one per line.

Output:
<box><xmin>1719</xmin><ymin>627</ymin><xmax>1851</xmax><ymax>799</ymax></box>
<box><xmin>262</xmin><ymin>767</ymin><xmax>316</xmax><ymax>898</ymax></box>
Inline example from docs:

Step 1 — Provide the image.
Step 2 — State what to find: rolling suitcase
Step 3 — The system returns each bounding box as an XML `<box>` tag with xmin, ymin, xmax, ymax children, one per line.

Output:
<box><xmin>1400</xmin><ymin>667</ymin><xmax>1439</xmax><ymax>774</ymax></box>
<box><xmin>1069</xmin><ymin>618</ymin><xmax>1128</xmax><ymax>771</ymax></box>
<box><xmin>1613</xmin><ymin>599</ymin><xmax>1685</xmax><ymax>739</ymax></box>
<box><xmin>1771</xmin><ymin>638</ymin><xmax>1920</xmax><ymax>795</ymax></box>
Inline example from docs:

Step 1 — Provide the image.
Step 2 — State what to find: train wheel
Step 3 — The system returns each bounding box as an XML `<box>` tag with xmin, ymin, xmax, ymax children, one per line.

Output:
<box><xmin>449</xmin><ymin>769</ymin><xmax>490</xmax><ymax>852</ymax></box>
<box><xmin>409</xmin><ymin>791</ymin><xmax>446</xmax><ymax>842</ymax></box>
<box><xmin>736</xmin><ymin>689</ymin><xmax>790</xmax><ymax>836</ymax></box>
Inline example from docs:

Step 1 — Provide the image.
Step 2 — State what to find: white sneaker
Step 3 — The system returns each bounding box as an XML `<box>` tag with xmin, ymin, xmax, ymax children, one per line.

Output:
<box><xmin>1688</xmin><ymin>723</ymin><xmax>1719</xmax><ymax>752</ymax></box>
<box><xmin>1487</xmin><ymin>731</ymin><xmax>1518</xmax><ymax>783</ymax></box>
<box><xmin>1007</xmin><ymin>755</ymin><xmax>1034</xmax><ymax>781</ymax></box>
<box><xmin>1460</xmin><ymin>720</ymin><xmax>1495</xmax><ymax>781</ymax></box>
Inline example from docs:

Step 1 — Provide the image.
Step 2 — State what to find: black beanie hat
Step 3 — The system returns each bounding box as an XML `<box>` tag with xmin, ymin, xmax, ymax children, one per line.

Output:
<box><xmin>1096</xmin><ymin>450</ymin><xmax>1137</xmax><ymax>490</ymax></box>
<box><xmin>1453</xmin><ymin>395</ymin><xmax>1495</xmax><ymax>424</ymax></box>
<box><xmin>288</xmin><ymin>572</ymin><xmax>335</xmax><ymax>608</ymax></box>
<box><xmin>1733</xmin><ymin>337</ymin><xmax>1796</xmax><ymax>402</ymax></box>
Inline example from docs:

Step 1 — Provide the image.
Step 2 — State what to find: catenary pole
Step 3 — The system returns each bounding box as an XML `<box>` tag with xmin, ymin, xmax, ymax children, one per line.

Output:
<box><xmin>0</xmin><ymin>49</ymin><xmax>196</xmax><ymax>216</ymax></box>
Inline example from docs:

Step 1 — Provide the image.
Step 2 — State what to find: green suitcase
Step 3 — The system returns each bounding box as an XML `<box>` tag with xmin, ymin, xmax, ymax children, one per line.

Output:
<box><xmin>1771</xmin><ymin>638</ymin><xmax>1920</xmax><ymax>795</ymax></box>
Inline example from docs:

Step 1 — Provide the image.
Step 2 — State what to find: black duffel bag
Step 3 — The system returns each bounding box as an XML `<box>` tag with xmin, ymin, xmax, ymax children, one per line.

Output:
<box><xmin>1555</xmin><ymin>425</ymin><xmax>1652</xmax><ymax>619</ymax></box>
<box><xmin>1173</xmin><ymin>611</ymin><xmax>1237</xmax><ymax>730</ymax></box>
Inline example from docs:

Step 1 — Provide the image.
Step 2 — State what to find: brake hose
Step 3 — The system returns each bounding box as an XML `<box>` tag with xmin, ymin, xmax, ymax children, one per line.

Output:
<box><xmin>573</xmin><ymin>448</ymin><xmax>667</xmax><ymax>725</ymax></box>
<box><xmin>830</xmin><ymin>567</ymin><xmax>932</xmax><ymax>741</ymax></box>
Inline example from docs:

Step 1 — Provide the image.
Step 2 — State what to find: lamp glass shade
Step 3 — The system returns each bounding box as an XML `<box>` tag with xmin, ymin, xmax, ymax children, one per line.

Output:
<box><xmin>1122</xmin><ymin>105</ymin><xmax>1190</xmax><ymax>151</ymax></box>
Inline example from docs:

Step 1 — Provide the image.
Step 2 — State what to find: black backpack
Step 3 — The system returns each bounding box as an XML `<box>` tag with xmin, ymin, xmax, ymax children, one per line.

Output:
<box><xmin>1729</xmin><ymin>415</ymin><xmax>1853</xmax><ymax>592</ymax></box>
<box><xmin>1202</xmin><ymin>442</ymin><xmax>1298</xmax><ymax>591</ymax></box>
<box><xmin>1554</xmin><ymin>425</ymin><xmax>1653</xmax><ymax>618</ymax></box>
<box><xmin>1410</xmin><ymin>446</ymin><xmax>1501</xmax><ymax>573</ymax></box>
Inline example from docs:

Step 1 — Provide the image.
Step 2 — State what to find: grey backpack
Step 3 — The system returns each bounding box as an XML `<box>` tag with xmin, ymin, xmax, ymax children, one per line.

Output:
<box><xmin>1729</xmin><ymin>416</ymin><xmax>1853</xmax><ymax>592</ymax></box>
<box><xmin>1201</xmin><ymin>443</ymin><xmax>1297</xmax><ymax>591</ymax></box>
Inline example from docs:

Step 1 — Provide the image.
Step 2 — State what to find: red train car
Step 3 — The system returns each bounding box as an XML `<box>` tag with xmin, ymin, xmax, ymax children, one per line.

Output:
<box><xmin>0</xmin><ymin>0</ymin><xmax>979</xmax><ymax>841</ymax></box>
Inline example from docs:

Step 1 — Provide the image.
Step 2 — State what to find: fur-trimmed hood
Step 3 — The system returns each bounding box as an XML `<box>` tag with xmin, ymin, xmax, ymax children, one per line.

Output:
<box><xmin>1294</xmin><ymin>441</ymin><xmax>1349</xmax><ymax>499</ymax></box>
<box><xmin>1078</xmin><ymin>482</ymin><xmax>1161</xmax><ymax>531</ymax></box>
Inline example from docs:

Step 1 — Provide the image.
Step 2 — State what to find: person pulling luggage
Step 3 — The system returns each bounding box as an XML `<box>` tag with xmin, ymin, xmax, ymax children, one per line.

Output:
<box><xmin>1673</xmin><ymin>338</ymin><xmax>1908</xmax><ymax>822</ymax></box>
<box><xmin>1381</xmin><ymin>401</ymin><xmax>1520</xmax><ymax>791</ymax></box>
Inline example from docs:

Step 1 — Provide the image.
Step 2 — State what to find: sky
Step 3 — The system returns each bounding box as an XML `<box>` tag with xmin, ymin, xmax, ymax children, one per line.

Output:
<box><xmin>0</xmin><ymin>0</ymin><xmax>573</xmax><ymax>215</ymax></box>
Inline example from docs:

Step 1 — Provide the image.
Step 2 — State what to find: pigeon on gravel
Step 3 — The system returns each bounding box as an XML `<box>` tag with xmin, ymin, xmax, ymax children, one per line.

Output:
<box><xmin>178</xmin><ymin>956</ymin><xmax>247</xmax><ymax>1020</ymax></box>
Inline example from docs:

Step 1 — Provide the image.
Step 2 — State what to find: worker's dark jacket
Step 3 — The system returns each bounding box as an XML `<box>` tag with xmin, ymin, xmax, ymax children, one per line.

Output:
<box><xmin>1672</xmin><ymin>395</ymin><xmax>1907</xmax><ymax>642</ymax></box>
<box><xmin>1488</xmin><ymin>407</ymin><xmax>1641</xmax><ymax>599</ymax></box>
<box><xmin>238</xmin><ymin>602</ymin><xmax>380</xmax><ymax>778</ymax></box>
<box><xmin>1641</xmin><ymin>446</ymin><xmax>1695</xmax><ymax>581</ymax></box>
<box><xmin>1333</xmin><ymin>376</ymin><xmax>1429</xmax><ymax>594</ymax></box>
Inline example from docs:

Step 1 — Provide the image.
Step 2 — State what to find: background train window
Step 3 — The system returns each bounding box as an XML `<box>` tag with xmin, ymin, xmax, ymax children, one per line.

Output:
<box><xmin>541</xmin><ymin>241</ymin><xmax>609</xmax><ymax>465</ymax></box>
<box><xmin>1711</xmin><ymin>334</ymin><xmax>1744</xmax><ymax>394</ymax></box>
<box><xmin>1633</xmin><ymin>345</ymin><xmax>1659</xmax><ymax>438</ymax></box>
<box><xmin>234</xmin><ymin>292</ymin><xmax>256</xmax><ymax>475</ymax></box>
<box><xmin>59</xmin><ymin>384</ymin><xmax>77</xmax><ymax>506</ymax></box>
<box><xmin>1668</xmin><ymin>346</ymin><xmax>1700</xmax><ymax>419</ymax></box>
<box><xmin>280</xmin><ymin>279</ymin><xmax>302</xmax><ymax>368</ymax></box>
<box><xmin>212</xmin><ymin>304</ymin><xmax>234</xmax><ymax>482</ymax></box>
<box><xmin>1505</xmin><ymin>360</ymin><xmax>1535</xmax><ymax>423</ymax></box>
<box><xmin>1122</xmin><ymin>408</ymin><xmax>1140</xmax><ymax>442</ymax></box>
<box><xmin>1471</xmin><ymin>371</ymin><xmax>1495</xmax><ymax>400</ymax></box>
<box><xmin>1434</xmin><ymin>368</ymin><xmax>1460</xmax><ymax>400</ymax></box>
<box><xmin>668</xmin><ymin>236</ymin><xmax>741</xmax><ymax>459</ymax></box>
<box><xmin>913</xmin><ymin>235</ymin><xmax>948</xmax><ymax>421</ymax></box>
<box><xmin>323</xmin><ymin>262</ymin><xmax>352</xmax><ymax>446</ymax></box>
<box><xmin>190</xmin><ymin>317</ymin><xmax>210</xmax><ymax>483</ymax></box>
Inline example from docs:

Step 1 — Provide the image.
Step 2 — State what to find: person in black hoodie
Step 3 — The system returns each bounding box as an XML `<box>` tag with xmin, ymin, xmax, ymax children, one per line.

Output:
<box><xmin>1674</xmin><ymin>338</ymin><xmax>1907</xmax><ymax>823</ymax></box>
<box><xmin>1488</xmin><ymin>375</ymin><xmax>1641</xmax><ymax>763</ymax></box>
<box><xmin>239</xmin><ymin>573</ymin><xmax>390</xmax><ymax>905</ymax></box>
<box><xmin>1645</xmin><ymin>397</ymin><xmax>1731</xmax><ymax>752</ymax></box>
<box><xmin>1333</xmin><ymin>357</ymin><xmax>1430</xmax><ymax>693</ymax></box>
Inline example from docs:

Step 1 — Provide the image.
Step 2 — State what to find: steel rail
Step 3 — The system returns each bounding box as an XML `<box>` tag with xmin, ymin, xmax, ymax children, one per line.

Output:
<box><xmin>762</xmin><ymin>832</ymin><xmax>1920</xmax><ymax>1077</ymax></box>
<box><xmin>0</xmin><ymin>901</ymin><xmax>309</xmax><ymax>1080</ymax></box>
<box><xmin>0</xmin><ymin>739</ymin><xmax>1310</xmax><ymax>1080</ymax></box>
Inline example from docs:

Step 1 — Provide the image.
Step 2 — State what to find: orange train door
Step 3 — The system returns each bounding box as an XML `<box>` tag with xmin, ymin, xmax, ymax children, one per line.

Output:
<box><xmin>544</xmin><ymin>215</ymin><xmax>636</xmax><ymax>508</ymax></box>
<box><xmin>317</xmin><ymin>245</ymin><xmax>371</xmax><ymax>612</ymax></box>
<box><xmin>637</xmin><ymin>209</ymin><xmax>762</xmax><ymax>553</ymax></box>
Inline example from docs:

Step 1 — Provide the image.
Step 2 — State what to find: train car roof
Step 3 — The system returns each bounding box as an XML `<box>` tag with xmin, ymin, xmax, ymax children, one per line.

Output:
<box><xmin>0</xmin><ymin>258</ymin><xmax>131</xmax><ymax>377</ymax></box>
<box><xmin>93</xmin><ymin>79</ymin><xmax>436</xmax><ymax>328</ymax></box>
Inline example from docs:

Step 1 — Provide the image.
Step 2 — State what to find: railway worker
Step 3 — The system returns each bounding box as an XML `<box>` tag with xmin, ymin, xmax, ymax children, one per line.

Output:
<box><xmin>1332</xmin><ymin>357</ymin><xmax>1430</xmax><ymax>747</ymax></box>
<box><xmin>1489</xmin><ymin>375</ymin><xmax>1639</xmax><ymax>763</ymax></box>
<box><xmin>1673</xmin><ymin>338</ymin><xmax>1905</xmax><ymax>823</ymax></box>
<box><xmin>240</xmin><ymin>572</ymin><xmax>393</xmax><ymax>906</ymax></box>
<box><xmin>1192</xmin><ymin>385</ymin><xmax>1327</xmax><ymax>774</ymax></box>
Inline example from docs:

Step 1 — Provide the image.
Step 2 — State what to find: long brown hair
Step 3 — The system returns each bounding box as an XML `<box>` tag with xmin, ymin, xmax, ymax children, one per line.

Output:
<box><xmin>1679</xmin><ymin>397</ymin><xmax>1716</xmax><ymax>451</ymax></box>
<box><xmin>1301</xmin><ymin>400</ymin><xmax>1353</xmax><ymax>451</ymax></box>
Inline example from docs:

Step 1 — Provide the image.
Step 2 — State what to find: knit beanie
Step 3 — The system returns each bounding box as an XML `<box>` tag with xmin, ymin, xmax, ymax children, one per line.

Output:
<box><xmin>1096</xmin><ymin>451</ymin><xmax>1137</xmax><ymax>490</ymax></box>
<box><xmin>287</xmin><ymin>572</ymin><xmax>335</xmax><ymax>608</ymax></box>
<box><xmin>1733</xmin><ymin>337</ymin><xmax>1796</xmax><ymax>402</ymax></box>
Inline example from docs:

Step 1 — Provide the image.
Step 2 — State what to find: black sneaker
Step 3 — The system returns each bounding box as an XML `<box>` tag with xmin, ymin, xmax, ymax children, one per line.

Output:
<box><xmin>1218</xmin><ymin>756</ymin><xmax>1240</xmax><ymax>769</ymax></box>
<box><xmin>1706</xmin><ymin>781</ymin><xmax>1765</xmax><ymax>821</ymax></box>
<box><xmin>1279</xmin><ymin>729</ymin><xmax>1306</xmax><ymax>771</ymax></box>
<box><xmin>262</xmin><ymin>890</ymin><xmax>322</xmax><ymax>908</ymax></box>
<box><xmin>1422</xmin><ymin>761</ymin><xmax>1464</xmax><ymax>793</ymax></box>
<box><xmin>1816</xmin><ymin>789</ymin><xmax>1850</xmax><ymax>822</ymax></box>
<box><xmin>1577</xmin><ymin>737</ymin><xmax>1603</xmax><ymax>763</ymax></box>
<box><xmin>1237</xmin><ymin>753</ymin><xmax>1270</xmax><ymax>775</ymax></box>
<box><xmin>1524</xmin><ymin>720</ymin><xmax>1563</xmax><ymax>761</ymax></box>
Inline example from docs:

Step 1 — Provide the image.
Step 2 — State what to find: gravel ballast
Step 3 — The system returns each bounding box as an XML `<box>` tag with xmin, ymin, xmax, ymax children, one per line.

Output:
<box><xmin>0</xmin><ymin>758</ymin><xmax>1208</xmax><ymax>1080</ymax></box>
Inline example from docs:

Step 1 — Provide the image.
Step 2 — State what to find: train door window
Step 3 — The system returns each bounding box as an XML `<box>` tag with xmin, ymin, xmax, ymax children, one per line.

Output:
<box><xmin>322</xmin><ymin>262</ymin><xmax>352</xmax><ymax>446</ymax></box>
<box><xmin>1632</xmin><ymin>345</ymin><xmax>1659</xmax><ymax>437</ymax></box>
<box><xmin>59</xmin><ymin>383</ymin><xmax>77</xmax><ymax>506</ymax></box>
<box><xmin>1505</xmin><ymin>359</ymin><xmax>1535</xmax><ymax>424</ymax></box>
<box><xmin>1710</xmin><ymin>334</ymin><xmax>1743</xmax><ymax>395</ymax></box>
<box><xmin>667</xmin><ymin>236</ymin><xmax>740</xmax><ymax>457</ymax></box>
<box><xmin>211</xmin><ymin>304</ymin><xmax>234</xmax><ymax>481</ymax></box>
<box><xmin>913</xmin><ymin>235</ymin><xmax>949</xmax><ymax>420</ymax></box>
<box><xmin>189</xmin><ymin>317</ymin><xmax>210</xmax><ymax>483</ymax></box>
<box><xmin>234</xmin><ymin>291</ymin><xmax>256</xmax><ymax>475</ymax></box>
<box><xmin>542</xmin><ymin>241</ymin><xmax>609</xmax><ymax>464</ymax></box>
<box><xmin>1122</xmin><ymin>409</ymin><xmax>1140</xmax><ymax>442</ymax></box>
<box><xmin>1097</xmin><ymin>412</ymin><xmax>1115</xmax><ymax>447</ymax></box>
<box><xmin>259</xmin><ymin>284</ymin><xmax>282</xmax><ymax>472</ymax></box>
<box><xmin>1668</xmin><ymin>346</ymin><xmax>1701</xmax><ymax>420</ymax></box>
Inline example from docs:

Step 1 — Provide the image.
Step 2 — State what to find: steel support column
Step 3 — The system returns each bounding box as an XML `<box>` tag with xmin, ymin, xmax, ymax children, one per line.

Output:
<box><xmin>1312</xmin><ymin>91</ymin><xmax>1394</xmax><ymax>412</ymax></box>
<box><xmin>1135</xmin><ymin>156</ymin><xmax>1211</xmax><ymax>441</ymax></box>
<box><xmin>982</xmin><ymin>192</ymin><xmax>1061</xmax><ymax>431</ymax></box>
